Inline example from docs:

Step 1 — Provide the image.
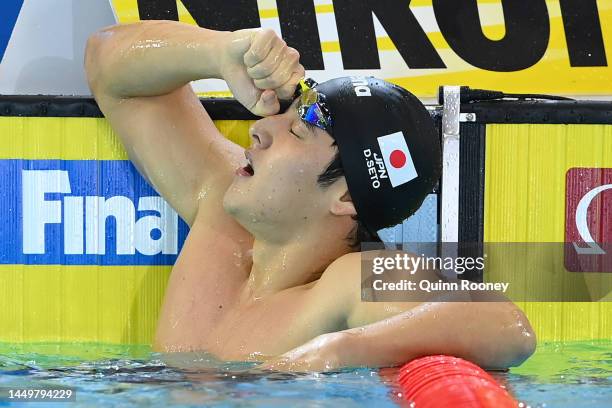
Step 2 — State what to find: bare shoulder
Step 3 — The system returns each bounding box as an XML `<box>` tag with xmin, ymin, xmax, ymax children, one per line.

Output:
<box><xmin>311</xmin><ymin>250</ymin><xmax>460</xmax><ymax>329</ymax></box>
<box><xmin>314</xmin><ymin>249</ymin><xmax>440</xmax><ymax>290</ymax></box>
<box><xmin>317</xmin><ymin>251</ymin><xmax>363</xmax><ymax>287</ymax></box>
<box><xmin>307</xmin><ymin>250</ymin><xmax>407</xmax><ymax>321</ymax></box>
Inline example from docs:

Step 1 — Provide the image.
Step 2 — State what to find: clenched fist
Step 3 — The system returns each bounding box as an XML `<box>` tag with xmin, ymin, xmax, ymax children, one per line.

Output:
<box><xmin>219</xmin><ymin>28</ymin><xmax>305</xmax><ymax>116</ymax></box>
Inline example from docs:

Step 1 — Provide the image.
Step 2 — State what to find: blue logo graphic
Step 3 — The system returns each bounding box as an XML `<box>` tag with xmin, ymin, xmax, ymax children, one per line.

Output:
<box><xmin>0</xmin><ymin>160</ymin><xmax>189</xmax><ymax>265</ymax></box>
<box><xmin>0</xmin><ymin>0</ymin><xmax>24</xmax><ymax>62</ymax></box>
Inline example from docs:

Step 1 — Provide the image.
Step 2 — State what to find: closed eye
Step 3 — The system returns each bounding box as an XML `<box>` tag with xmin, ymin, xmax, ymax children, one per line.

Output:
<box><xmin>290</xmin><ymin>129</ymin><xmax>303</xmax><ymax>139</ymax></box>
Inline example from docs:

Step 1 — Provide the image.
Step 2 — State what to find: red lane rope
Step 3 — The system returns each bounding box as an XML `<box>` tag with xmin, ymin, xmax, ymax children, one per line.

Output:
<box><xmin>396</xmin><ymin>355</ymin><xmax>518</xmax><ymax>407</ymax></box>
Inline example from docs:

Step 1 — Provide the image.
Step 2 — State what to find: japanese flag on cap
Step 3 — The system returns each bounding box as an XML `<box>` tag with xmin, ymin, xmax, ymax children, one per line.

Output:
<box><xmin>377</xmin><ymin>131</ymin><xmax>418</xmax><ymax>187</ymax></box>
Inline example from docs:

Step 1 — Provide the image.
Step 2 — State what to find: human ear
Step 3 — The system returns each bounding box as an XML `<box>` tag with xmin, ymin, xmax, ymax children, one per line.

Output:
<box><xmin>330</xmin><ymin>185</ymin><xmax>357</xmax><ymax>217</ymax></box>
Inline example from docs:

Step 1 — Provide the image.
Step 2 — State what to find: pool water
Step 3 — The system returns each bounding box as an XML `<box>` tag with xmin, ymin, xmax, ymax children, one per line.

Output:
<box><xmin>0</xmin><ymin>341</ymin><xmax>610</xmax><ymax>407</ymax></box>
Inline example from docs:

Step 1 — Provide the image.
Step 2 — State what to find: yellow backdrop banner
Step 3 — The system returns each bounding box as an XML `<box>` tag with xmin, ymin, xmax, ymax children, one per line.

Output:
<box><xmin>110</xmin><ymin>0</ymin><xmax>612</xmax><ymax>98</ymax></box>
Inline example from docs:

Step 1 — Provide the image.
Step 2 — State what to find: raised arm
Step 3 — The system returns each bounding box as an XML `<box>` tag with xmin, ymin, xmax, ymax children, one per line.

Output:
<box><xmin>85</xmin><ymin>21</ymin><xmax>303</xmax><ymax>224</ymax></box>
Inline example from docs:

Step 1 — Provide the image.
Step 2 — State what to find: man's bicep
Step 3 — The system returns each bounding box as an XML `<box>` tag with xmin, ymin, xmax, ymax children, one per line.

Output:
<box><xmin>347</xmin><ymin>300</ymin><xmax>422</xmax><ymax>329</ymax></box>
<box><xmin>94</xmin><ymin>84</ymin><xmax>243</xmax><ymax>224</ymax></box>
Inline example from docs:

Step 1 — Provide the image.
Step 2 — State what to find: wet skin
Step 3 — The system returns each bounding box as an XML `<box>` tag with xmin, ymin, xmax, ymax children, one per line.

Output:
<box><xmin>85</xmin><ymin>21</ymin><xmax>536</xmax><ymax>370</ymax></box>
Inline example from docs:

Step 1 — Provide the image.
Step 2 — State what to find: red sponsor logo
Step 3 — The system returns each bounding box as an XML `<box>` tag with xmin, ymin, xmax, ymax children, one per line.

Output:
<box><xmin>564</xmin><ymin>168</ymin><xmax>612</xmax><ymax>272</ymax></box>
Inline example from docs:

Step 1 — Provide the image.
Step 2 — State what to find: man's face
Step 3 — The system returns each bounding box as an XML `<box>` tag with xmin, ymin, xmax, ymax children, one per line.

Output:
<box><xmin>223</xmin><ymin>99</ymin><xmax>340</xmax><ymax>240</ymax></box>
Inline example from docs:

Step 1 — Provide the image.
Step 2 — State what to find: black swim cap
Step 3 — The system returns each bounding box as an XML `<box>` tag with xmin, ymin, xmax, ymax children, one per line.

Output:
<box><xmin>312</xmin><ymin>77</ymin><xmax>441</xmax><ymax>235</ymax></box>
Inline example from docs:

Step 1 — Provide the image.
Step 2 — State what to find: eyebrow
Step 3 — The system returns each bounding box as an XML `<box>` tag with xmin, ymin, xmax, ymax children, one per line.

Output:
<box><xmin>301</xmin><ymin>119</ymin><xmax>317</xmax><ymax>135</ymax></box>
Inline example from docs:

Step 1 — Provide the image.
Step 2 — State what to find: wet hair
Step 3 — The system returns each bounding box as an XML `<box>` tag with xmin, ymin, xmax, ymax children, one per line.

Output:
<box><xmin>317</xmin><ymin>146</ymin><xmax>382</xmax><ymax>250</ymax></box>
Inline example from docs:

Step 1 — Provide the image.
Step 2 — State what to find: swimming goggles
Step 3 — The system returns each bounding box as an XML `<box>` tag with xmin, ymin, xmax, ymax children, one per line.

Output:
<box><xmin>294</xmin><ymin>78</ymin><xmax>333</xmax><ymax>131</ymax></box>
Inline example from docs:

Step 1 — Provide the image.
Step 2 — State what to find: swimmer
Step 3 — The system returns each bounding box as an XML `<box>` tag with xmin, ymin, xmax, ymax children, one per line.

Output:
<box><xmin>84</xmin><ymin>20</ymin><xmax>535</xmax><ymax>371</ymax></box>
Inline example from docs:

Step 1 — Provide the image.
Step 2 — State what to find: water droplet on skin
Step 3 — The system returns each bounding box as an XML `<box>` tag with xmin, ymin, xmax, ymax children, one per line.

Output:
<box><xmin>281</xmin><ymin>251</ymin><xmax>288</xmax><ymax>270</ymax></box>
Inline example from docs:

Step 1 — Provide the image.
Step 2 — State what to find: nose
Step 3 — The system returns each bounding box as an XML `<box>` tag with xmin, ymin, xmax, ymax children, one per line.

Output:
<box><xmin>249</xmin><ymin>120</ymin><xmax>274</xmax><ymax>150</ymax></box>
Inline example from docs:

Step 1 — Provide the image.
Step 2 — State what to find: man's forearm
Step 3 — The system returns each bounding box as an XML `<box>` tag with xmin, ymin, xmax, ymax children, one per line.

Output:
<box><xmin>339</xmin><ymin>302</ymin><xmax>536</xmax><ymax>370</ymax></box>
<box><xmin>85</xmin><ymin>20</ymin><xmax>229</xmax><ymax>97</ymax></box>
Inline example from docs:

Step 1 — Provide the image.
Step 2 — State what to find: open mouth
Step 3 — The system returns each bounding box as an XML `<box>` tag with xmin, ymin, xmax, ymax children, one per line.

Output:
<box><xmin>236</xmin><ymin>152</ymin><xmax>255</xmax><ymax>177</ymax></box>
